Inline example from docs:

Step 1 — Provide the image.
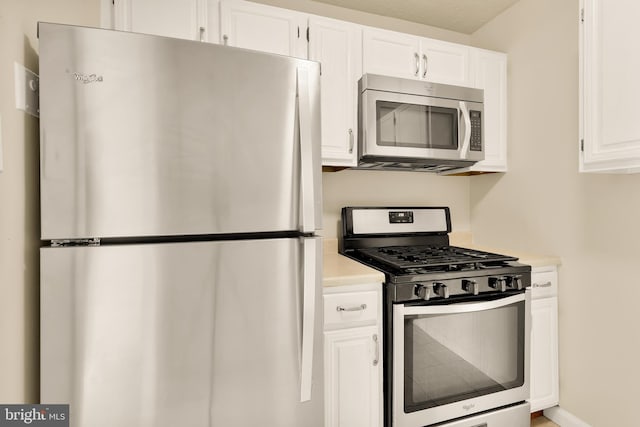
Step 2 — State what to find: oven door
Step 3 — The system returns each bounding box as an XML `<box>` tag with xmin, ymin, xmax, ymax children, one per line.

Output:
<box><xmin>392</xmin><ymin>291</ymin><xmax>530</xmax><ymax>427</ymax></box>
<box><xmin>361</xmin><ymin>89</ymin><xmax>484</xmax><ymax>163</ymax></box>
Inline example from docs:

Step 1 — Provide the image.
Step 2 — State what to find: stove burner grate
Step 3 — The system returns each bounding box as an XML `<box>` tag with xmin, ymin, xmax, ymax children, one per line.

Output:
<box><xmin>355</xmin><ymin>245</ymin><xmax>517</xmax><ymax>270</ymax></box>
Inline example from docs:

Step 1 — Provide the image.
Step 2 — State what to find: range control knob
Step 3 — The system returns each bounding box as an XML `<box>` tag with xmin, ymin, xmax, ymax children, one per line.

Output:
<box><xmin>414</xmin><ymin>284</ymin><xmax>432</xmax><ymax>301</ymax></box>
<box><xmin>489</xmin><ymin>277</ymin><xmax>507</xmax><ymax>292</ymax></box>
<box><xmin>433</xmin><ymin>282</ymin><xmax>450</xmax><ymax>298</ymax></box>
<box><xmin>462</xmin><ymin>279</ymin><xmax>479</xmax><ymax>295</ymax></box>
<box><xmin>509</xmin><ymin>275</ymin><xmax>523</xmax><ymax>290</ymax></box>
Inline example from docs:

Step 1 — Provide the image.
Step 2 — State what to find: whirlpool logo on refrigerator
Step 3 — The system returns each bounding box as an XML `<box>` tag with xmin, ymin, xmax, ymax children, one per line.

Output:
<box><xmin>72</xmin><ymin>72</ymin><xmax>103</xmax><ymax>84</ymax></box>
<box><xmin>0</xmin><ymin>405</ymin><xmax>68</xmax><ymax>426</ymax></box>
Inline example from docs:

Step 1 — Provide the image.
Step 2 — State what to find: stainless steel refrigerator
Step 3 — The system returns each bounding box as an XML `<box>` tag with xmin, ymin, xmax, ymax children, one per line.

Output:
<box><xmin>38</xmin><ymin>22</ymin><xmax>323</xmax><ymax>427</ymax></box>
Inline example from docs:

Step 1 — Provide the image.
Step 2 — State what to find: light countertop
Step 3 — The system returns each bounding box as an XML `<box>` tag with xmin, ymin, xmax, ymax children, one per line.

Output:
<box><xmin>322</xmin><ymin>234</ymin><xmax>561</xmax><ymax>288</ymax></box>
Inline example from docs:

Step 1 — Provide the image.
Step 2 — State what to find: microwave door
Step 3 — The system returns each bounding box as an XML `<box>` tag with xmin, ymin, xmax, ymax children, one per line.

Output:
<box><xmin>362</xmin><ymin>90</ymin><xmax>464</xmax><ymax>162</ymax></box>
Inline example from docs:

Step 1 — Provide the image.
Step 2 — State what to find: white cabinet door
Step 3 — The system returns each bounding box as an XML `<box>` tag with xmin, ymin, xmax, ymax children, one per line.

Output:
<box><xmin>113</xmin><ymin>0</ymin><xmax>218</xmax><ymax>43</ymax></box>
<box><xmin>580</xmin><ymin>0</ymin><xmax>640</xmax><ymax>172</ymax></box>
<box><xmin>220</xmin><ymin>0</ymin><xmax>307</xmax><ymax>58</ymax></box>
<box><xmin>325</xmin><ymin>326</ymin><xmax>381</xmax><ymax>427</ymax></box>
<box><xmin>530</xmin><ymin>296</ymin><xmax>559</xmax><ymax>412</ymax></box>
<box><xmin>309</xmin><ymin>17</ymin><xmax>362</xmax><ymax>167</ymax></box>
<box><xmin>363</xmin><ymin>27</ymin><xmax>471</xmax><ymax>86</ymax></box>
<box><xmin>470</xmin><ymin>49</ymin><xmax>508</xmax><ymax>172</ymax></box>
<box><xmin>419</xmin><ymin>38</ymin><xmax>472</xmax><ymax>86</ymax></box>
<box><xmin>363</xmin><ymin>27</ymin><xmax>422</xmax><ymax>80</ymax></box>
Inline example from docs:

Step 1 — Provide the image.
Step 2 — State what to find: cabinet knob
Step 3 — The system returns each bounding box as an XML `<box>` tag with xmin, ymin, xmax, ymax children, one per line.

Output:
<box><xmin>223</xmin><ymin>34</ymin><xmax>229</xmax><ymax>45</ymax></box>
<box><xmin>199</xmin><ymin>26</ymin><xmax>205</xmax><ymax>42</ymax></box>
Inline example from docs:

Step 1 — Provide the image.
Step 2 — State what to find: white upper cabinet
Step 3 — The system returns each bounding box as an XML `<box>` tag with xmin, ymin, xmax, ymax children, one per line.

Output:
<box><xmin>580</xmin><ymin>0</ymin><xmax>640</xmax><ymax>173</ymax></box>
<box><xmin>309</xmin><ymin>16</ymin><xmax>362</xmax><ymax>167</ymax></box>
<box><xmin>363</xmin><ymin>27</ymin><xmax>472</xmax><ymax>86</ymax></box>
<box><xmin>113</xmin><ymin>0</ymin><xmax>219</xmax><ymax>43</ymax></box>
<box><xmin>419</xmin><ymin>38</ymin><xmax>472</xmax><ymax>87</ymax></box>
<box><xmin>220</xmin><ymin>0</ymin><xmax>307</xmax><ymax>58</ymax></box>
<box><xmin>108</xmin><ymin>0</ymin><xmax>507</xmax><ymax>172</ymax></box>
<box><xmin>362</xmin><ymin>28</ymin><xmax>421</xmax><ymax>80</ymax></box>
<box><xmin>470</xmin><ymin>49</ymin><xmax>508</xmax><ymax>172</ymax></box>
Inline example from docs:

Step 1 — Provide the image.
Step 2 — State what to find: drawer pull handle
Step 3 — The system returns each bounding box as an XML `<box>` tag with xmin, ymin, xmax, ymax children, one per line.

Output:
<box><xmin>336</xmin><ymin>303</ymin><xmax>367</xmax><ymax>312</ymax></box>
<box><xmin>533</xmin><ymin>281</ymin><xmax>552</xmax><ymax>288</ymax></box>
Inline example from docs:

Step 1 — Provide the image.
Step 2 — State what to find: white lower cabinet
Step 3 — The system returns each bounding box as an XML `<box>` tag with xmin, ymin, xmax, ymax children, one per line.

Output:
<box><xmin>529</xmin><ymin>266</ymin><xmax>560</xmax><ymax>412</ymax></box>
<box><xmin>324</xmin><ymin>284</ymin><xmax>383</xmax><ymax>427</ymax></box>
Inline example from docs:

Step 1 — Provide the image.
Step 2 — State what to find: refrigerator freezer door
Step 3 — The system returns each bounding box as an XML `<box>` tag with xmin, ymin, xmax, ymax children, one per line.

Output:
<box><xmin>38</xmin><ymin>23</ymin><xmax>322</xmax><ymax>240</ymax></box>
<box><xmin>41</xmin><ymin>237</ymin><xmax>323</xmax><ymax>427</ymax></box>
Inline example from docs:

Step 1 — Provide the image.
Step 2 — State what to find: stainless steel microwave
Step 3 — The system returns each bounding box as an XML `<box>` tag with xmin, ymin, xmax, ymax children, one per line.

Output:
<box><xmin>357</xmin><ymin>74</ymin><xmax>484</xmax><ymax>172</ymax></box>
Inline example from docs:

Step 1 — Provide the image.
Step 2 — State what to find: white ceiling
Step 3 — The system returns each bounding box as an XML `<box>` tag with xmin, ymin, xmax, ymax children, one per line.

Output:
<box><xmin>311</xmin><ymin>0</ymin><xmax>521</xmax><ymax>34</ymax></box>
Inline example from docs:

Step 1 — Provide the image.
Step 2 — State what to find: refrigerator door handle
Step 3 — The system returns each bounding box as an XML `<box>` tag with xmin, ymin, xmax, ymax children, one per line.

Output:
<box><xmin>299</xmin><ymin>237</ymin><xmax>318</xmax><ymax>402</ymax></box>
<box><xmin>297</xmin><ymin>67</ymin><xmax>315</xmax><ymax>234</ymax></box>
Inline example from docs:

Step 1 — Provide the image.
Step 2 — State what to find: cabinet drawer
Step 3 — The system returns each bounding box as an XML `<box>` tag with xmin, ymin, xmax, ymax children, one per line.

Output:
<box><xmin>324</xmin><ymin>291</ymin><xmax>379</xmax><ymax>329</ymax></box>
<box><xmin>531</xmin><ymin>268</ymin><xmax>558</xmax><ymax>299</ymax></box>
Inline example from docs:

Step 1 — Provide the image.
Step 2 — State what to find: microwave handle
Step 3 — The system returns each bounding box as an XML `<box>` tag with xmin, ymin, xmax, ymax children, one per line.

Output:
<box><xmin>459</xmin><ymin>101</ymin><xmax>471</xmax><ymax>159</ymax></box>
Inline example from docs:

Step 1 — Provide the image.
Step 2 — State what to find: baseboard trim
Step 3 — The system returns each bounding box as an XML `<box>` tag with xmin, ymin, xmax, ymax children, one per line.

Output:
<box><xmin>543</xmin><ymin>406</ymin><xmax>592</xmax><ymax>427</ymax></box>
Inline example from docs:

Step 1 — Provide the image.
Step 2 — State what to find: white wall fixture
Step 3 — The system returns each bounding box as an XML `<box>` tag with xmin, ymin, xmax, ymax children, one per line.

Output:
<box><xmin>14</xmin><ymin>62</ymin><xmax>40</xmax><ymax>118</ymax></box>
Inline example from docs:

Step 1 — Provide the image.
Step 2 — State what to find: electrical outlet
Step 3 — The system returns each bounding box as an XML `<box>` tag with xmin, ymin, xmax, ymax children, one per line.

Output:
<box><xmin>14</xmin><ymin>62</ymin><xmax>39</xmax><ymax>118</ymax></box>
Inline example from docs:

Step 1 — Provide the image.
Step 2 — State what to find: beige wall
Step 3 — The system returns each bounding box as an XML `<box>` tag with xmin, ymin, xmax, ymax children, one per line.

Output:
<box><xmin>471</xmin><ymin>0</ymin><xmax>640</xmax><ymax>425</ymax></box>
<box><xmin>0</xmin><ymin>0</ymin><xmax>99</xmax><ymax>403</ymax></box>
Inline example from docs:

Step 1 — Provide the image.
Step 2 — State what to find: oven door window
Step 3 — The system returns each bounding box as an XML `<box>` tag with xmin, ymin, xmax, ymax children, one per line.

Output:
<box><xmin>403</xmin><ymin>299</ymin><xmax>525</xmax><ymax>413</ymax></box>
<box><xmin>376</xmin><ymin>101</ymin><xmax>458</xmax><ymax>150</ymax></box>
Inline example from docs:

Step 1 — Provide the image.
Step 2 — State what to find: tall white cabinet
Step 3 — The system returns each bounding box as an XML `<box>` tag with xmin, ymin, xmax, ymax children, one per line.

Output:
<box><xmin>309</xmin><ymin>17</ymin><xmax>362</xmax><ymax>166</ymax></box>
<box><xmin>580</xmin><ymin>0</ymin><xmax>640</xmax><ymax>173</ymax></box>
<box><xmin>529</xmin><ymin>266</ymin><xmax>560</xmax><ymax>412</ymax></box>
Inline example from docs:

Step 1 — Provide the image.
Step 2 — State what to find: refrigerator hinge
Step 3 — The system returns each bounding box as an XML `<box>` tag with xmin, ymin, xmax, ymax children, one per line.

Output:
<box><xmin>51</xmin><ymin>238</ymin><xmax>101</xmax><ymax>247</ymax></box>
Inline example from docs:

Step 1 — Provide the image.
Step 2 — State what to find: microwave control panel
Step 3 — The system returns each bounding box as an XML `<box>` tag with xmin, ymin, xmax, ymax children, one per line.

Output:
<box><xmin>470</xmin><ymin>110</ymin><xmax>482</xmax><ymax>151</ymax></box>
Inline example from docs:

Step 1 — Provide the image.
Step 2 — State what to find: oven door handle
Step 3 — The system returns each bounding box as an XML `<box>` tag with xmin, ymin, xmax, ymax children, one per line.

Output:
<box><xmin>401</xmin><ymin>293</ymin><xmax>525</xmax><ymax>316</ymax></box>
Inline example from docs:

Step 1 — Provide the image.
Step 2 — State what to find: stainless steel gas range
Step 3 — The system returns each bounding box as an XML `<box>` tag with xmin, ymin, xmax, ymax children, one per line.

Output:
<box><xmin>339</xmin><ymin>207</ymin><xmax>532</xmax><ymax>427</ymax></box>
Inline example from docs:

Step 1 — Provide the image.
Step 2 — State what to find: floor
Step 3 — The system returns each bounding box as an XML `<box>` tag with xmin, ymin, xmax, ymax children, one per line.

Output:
<box><xmin>531</xmin><ymin>416</ymin><xmax>560</xmax><ymax>427</ymax></box>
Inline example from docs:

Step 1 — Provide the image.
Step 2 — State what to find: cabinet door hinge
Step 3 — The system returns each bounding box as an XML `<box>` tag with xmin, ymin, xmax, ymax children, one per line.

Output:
<box><xmin>580</xmin><ymin>8</ymin><xmax>584</xmax><ymax>23</ymax></box>
<box><xmin>297</xmin><ymin>26</ymin><xmax>300</xmax><ymax>38</ymax></box>
<box><xmin>306</xmin><ymin>26</ymin><xmax>309</xmax><ymax>42</ymax></box>
<box><xmin>581</xmin><ymin>139</ymin><xmax>584</xmax><ymax>152</ymax></box>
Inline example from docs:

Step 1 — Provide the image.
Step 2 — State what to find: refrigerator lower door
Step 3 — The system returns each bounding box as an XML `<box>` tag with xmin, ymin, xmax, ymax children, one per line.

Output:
<box><xmin>41</xmin><ymin>237</ymin><xmax>323</xmax><ymax>427</ymax></box>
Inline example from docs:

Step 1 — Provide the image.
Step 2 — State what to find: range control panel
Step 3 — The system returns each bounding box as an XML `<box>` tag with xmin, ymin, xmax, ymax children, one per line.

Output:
<box><xmin>393</xmin><ymin>272</ymin><xmax>531</xmax><ymax>303</ymax></box>
<box><xmin>469</xmin><ymin>110</ymin><xmax>482</xmax><ymax>152</ymax></box>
